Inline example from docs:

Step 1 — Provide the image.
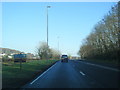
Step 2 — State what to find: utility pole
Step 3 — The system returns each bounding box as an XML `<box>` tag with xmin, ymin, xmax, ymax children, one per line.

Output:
<box><xmin>47</xmin><ymin>6</ymin><xmax>51</xmax><ymax>60</ymax></box>
<box><xmin>57</xmin><ymin>36</ymin><xmax>60</xmax><ymax>59</ymax></box>
<box><xmin>58</xmin><ymin>36</ymin><xmax>59</xmax><ymax>52</ymax></box>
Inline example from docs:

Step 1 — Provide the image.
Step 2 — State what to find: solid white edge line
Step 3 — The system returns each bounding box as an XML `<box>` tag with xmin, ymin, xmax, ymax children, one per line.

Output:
<box><xmin>80</xmin><ymin>71</ymin><xmax>85</xmax><ymax>76</ymax></box>
<box><xmin>76</xmin><ymin>61</ymin><xmax>120</xmax><ymax>72</ymax></box>
<box><xmin>30</xmin><ymin>62</ymin><xmax>58</xmax><ymax>84</ymax></box>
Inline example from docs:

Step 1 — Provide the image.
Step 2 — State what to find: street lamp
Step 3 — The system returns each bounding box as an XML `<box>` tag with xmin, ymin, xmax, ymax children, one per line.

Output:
<box><xmin>57</xmin><ymin>36</ymin><xmax>59</xmax><ymax>52</ymax></box>
<box><xmin>47</xmin><ymin>6</ymin><xmax>51</xmax><ymax>60</ymax></box>
<box><xmin>57</xmin><ymin>36</ymin><xmax>60</xmax><ymax>60</ymax></box>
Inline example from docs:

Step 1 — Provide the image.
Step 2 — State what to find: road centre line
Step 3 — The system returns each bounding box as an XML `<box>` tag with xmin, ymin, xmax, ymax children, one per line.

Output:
<box><xmin>30</xmin><ymin>62</ymin><xmax>58</xmax><ymax>84</ymax></box>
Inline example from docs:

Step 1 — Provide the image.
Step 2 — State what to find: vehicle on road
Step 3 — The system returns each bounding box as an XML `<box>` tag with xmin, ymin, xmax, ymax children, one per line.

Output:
<box><xmin>61</xmin><ymin>55</ymin><xmax>68</xmax><ymax>62</ymax></box>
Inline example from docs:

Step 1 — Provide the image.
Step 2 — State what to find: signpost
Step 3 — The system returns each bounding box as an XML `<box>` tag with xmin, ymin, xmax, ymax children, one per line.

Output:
<box><xmin>20</xmin><ymin>53</ymin><xmax>22</xmax><ymax>71</ymax></box>
<box><xmin>13</xmin><ymin>53</ymin><xmax>27</xmax><ymax>70</ymax></box>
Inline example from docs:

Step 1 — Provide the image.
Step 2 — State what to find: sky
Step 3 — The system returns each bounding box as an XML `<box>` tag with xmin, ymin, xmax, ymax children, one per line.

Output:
<box><xmin>2</xmin><ymin>2</ymin><xmax>117</xmax><ymax>56</ymax></box>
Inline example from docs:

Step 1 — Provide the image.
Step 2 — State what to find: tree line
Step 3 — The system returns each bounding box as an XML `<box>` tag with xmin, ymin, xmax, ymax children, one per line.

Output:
<box><xmin>78</xmin><ymin>2</ymin><xmax>120</xmax><ymax>62</ymax></box>
<box><xmin>36</xmin><ymin>42</ymin><xmax>61</xmax><ymax>60</ymax></box>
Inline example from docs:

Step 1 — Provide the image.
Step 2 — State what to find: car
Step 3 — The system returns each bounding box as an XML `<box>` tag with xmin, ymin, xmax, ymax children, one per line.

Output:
<box><xmin>61</xmin><ymin>55</ymin><xmax>68</xmax><ymax>62</ymax></box>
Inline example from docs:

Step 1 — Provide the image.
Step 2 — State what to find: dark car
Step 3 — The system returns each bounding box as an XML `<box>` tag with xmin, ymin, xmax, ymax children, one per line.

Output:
<box><xmin>61</xmin><ymin>55</ymin><xmax>68</xmax><ymax>62</ymax></box>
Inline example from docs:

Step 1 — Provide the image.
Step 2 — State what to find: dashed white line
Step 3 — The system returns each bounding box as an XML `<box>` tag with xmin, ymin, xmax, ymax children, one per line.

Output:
<box><xmin>80</xmin><ymin>71</ymin><xmax>85</xmax><ymax>76</ymax></box>
<box><xmin>30</xmin><ymin>62</ymin><xmax>58</xmax><ymax>84</ymax></box>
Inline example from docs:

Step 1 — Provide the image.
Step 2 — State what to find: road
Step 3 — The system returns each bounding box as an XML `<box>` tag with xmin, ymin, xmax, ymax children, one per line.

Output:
<box><xmin>22</xmin><ymin>60</ymin><xmax>119</xmax><ymax>88</ymax></box>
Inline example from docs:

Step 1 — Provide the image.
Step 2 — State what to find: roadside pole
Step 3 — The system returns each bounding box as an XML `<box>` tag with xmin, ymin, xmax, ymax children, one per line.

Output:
<box><xmin>58</xmin><ymin>36</ymin><xmax>60</xmax><ymax>60</ymax></box>
<box><xmin>19</xmin><ymin>53</ymin><xmax>22</xmax><ymax>71</ymax></box>
<box><xmin>20</xmin><ymin>59</ymin><xmax>22</xmax><ymax>71</ymax></box>
<box><xmin>46</xmin><ymin>6</ymin><xmax>51</xmax><ymax>60</ymax></box>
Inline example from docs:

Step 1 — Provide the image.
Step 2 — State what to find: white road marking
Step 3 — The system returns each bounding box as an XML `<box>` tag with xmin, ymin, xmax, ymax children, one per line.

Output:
<box><xmin>85</xmin><ymin>62</ymin><xmax>120</xmax><ymax>72</ymax></box>
<box><xmin>80</xmin><ymin>71</ymin><xmax>85</xmax><ymax>76</ymax></box>
<box><xmin>30</xmin><ymin>62</ymin><xmax>58</xmax><ymax>84</ymax></box>
<box><xmin>77</xmin><ymin>61</ymin><xmax>120</xmax><ymax>72</ymax></box>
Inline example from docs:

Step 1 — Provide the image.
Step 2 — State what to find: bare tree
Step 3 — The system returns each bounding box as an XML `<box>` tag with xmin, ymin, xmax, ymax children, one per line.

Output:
<box><xmin>36</xmin><ymin>42</ymin><xmax>61</xmax><ymax>60</ymax></box>
<box><xmin>37</xmin><ymin>42</ymin><xmax>49</xmax><ymax>60</ymax></box>
<box><xmin>78</xmin><ymin>3</ymin><xmax>119</xmax><ymax>61</ymax></box>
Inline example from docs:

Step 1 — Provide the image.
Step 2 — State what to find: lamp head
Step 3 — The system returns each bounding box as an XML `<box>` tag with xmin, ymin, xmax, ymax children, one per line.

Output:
<box><xmin>47</xmin><ymin>6</ymin><xmax>51</xmax><ymax>8</ymax></box>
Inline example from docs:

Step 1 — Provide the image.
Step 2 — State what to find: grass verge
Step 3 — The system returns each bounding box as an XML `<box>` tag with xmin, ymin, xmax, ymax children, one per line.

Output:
<box><xmin>2</xmin><ymin>60</ymin><xmax>58</xmax><ymax>88</ymax></box>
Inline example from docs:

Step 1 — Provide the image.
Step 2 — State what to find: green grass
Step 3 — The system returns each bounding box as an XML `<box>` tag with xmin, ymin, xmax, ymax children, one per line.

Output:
<box><xmin>2</xmin><ymin>60</ymin><xmax>58</xmax><ymax>88</ymax></box>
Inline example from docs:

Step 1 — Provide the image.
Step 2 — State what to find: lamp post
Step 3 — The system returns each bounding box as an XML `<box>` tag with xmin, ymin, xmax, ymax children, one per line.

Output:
<box><xmin>57</xmin><ymin>36</ymin><xmax>60</xmax><ymax>60</ymax></box>
<box><xmin>47</xmin><ymin>6</ymin><xmax>51</xmax><ymax>60</ymax></box>
<box><xmin>57</xmin><ymin>36</ymin><xmax>59</xmax><ymax>52</ymax></box>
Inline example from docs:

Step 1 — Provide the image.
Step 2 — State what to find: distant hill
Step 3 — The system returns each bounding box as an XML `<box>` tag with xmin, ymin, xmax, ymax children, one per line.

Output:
<box><xmin>0</xmin><ymin>48</ymin><xmax>22</xmax><ymax>55</ymax></box>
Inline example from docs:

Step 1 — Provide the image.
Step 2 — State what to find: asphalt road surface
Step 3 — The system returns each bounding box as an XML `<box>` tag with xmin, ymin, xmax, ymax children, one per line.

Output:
<box><xmin>22</xmin><ymin>60</ymin><xmax>119</xmax><ymax>88</ymax></box>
